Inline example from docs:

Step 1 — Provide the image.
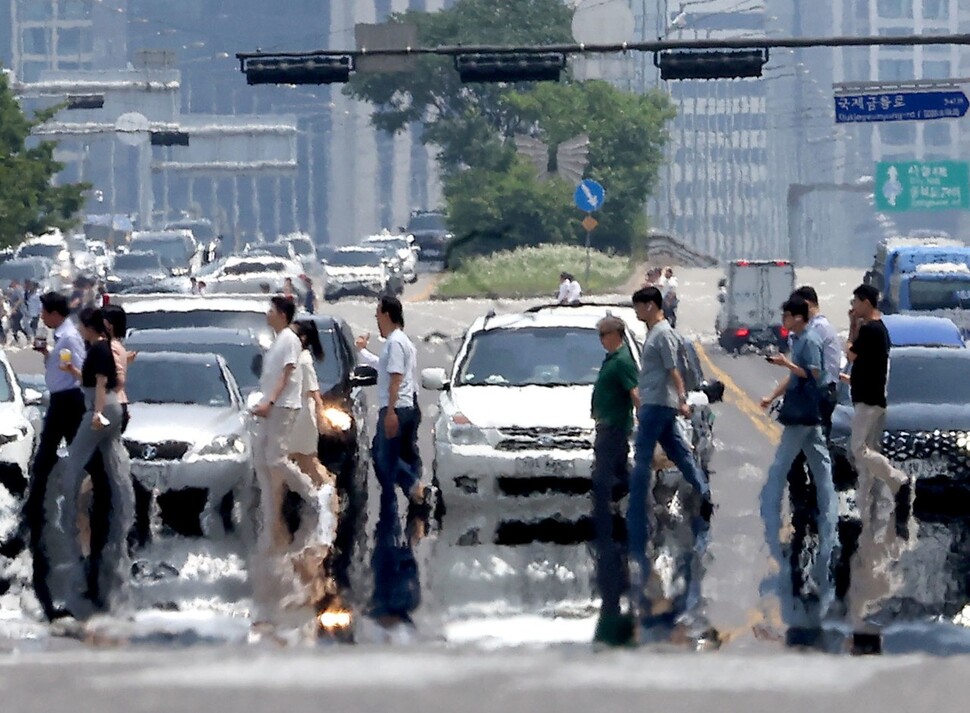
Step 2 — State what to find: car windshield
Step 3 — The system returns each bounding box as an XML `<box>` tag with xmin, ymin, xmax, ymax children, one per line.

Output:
<box><xmin>0</xmin><ymin>260</ymin><xmax>46</xmax><ymax>281</ymax></box>
<box><xmin>367</xmin><ymin>238</ymin><xmax>408</xmax><ymax>253</ymax></box>
<box><xmin>127</xmin><ymin>309</ymin><xmax>268</xmax><ymax>335</ymax></box>
<box><xmin>126</xmin><ymin>358</ymin><xmax>231</xmax><ymax>406</ymax></box>
<box><xmin>407</xmin><ymin>214</ymin><xmax>447</xmax><ymax>231</ymax></box>
<box><xmin>18</xmin><ymin>243</ymin><xmax>63</xmax><ymax>259</ymax></box>
<box><xmin>888</xmin><ymin>354</ymin><xmax>970</xmax><ymax>405</ymax></box>
<box><xmin>115</xmin><ymin>253</ymin><xmax>160</xmax><ymax>271</ymax></box>
<box><xmin>329</xmin><ymin>251</ymin><xmax>380</xmax><ymax>267</ymax></box>
<box><xmin>455</xmin><ymin>326</ymin><xmax>610</xmax><ymax>386</ymax></box>
<box><xmin>167</xmin><ymin>223</ymin><xmax>215</xmax><ymax>242</ymax></box>
<box><xmin>908</xmin><ymin>278</ymin><xmax>970</xmax><ymax>311</ymax></box>
<box><xmin>125</xmin><ymin>339</ymin><xmax>261</xmax><ymax>391</ymax></box>
<box><xmin>254</xmin><ymin>245</ymin><xmax>291</xmax><ymax>259</ymax></box>
<box><xmin>130</xmin><ymin>238</ymin><xmax>191</xmax><ymax>268</ymax></box>
<box><xmin>225</xmin><ymin>260</ymin><xmax>287</xmax><ymax>275</ymax></box>
<box><xmin>288</xmin><ymin>238</ymin><xmax>314</xmax><ymax>256</ymax></box>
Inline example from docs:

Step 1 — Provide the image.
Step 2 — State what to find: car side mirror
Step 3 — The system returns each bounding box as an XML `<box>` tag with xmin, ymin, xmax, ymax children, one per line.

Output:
<box><xmin>350</xmin><ymin>365</ymin><xmax>378</xmax><ymax>387</ymax></box>
<box><xmin>23</xmin><ymin>387</ymin><xmax>44</xmax><ymax>407</ymax></box>
<box><xmin>251</xmin><ymin>353</ymin><xmax>263</xmax><ymax>377</ymax></box>
<box><xmin>701</xmin><ymin>379</ymin><xmax>725</xmax><ymax>404</ymax></box>
<box><xmin>421</xmin><ymin>367</ymin><xmax>449</xmax><ymax>391</ymax></box>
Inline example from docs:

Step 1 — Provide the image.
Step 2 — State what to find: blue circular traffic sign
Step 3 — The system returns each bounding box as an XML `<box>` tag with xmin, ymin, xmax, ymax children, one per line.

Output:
<box><xmin>574</xmin><ymin>179</ymin><xmax>605</xmax><ymax>212</ymax></box>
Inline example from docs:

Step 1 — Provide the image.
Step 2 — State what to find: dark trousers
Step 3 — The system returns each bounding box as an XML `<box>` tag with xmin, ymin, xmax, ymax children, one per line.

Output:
<box><xmin>372</xmin><ymin>406</ymin><xmax>419</xmax><ymax>511</ymax></box>
<box><xmin>592</xmin><ymin>424</ymin><xmax>630</xmax><ymax>617</ymax></box>
<box><xmin>27</xmin><ymin>388</ymin><xmax>110</xmax><ymax>618</ymax></box>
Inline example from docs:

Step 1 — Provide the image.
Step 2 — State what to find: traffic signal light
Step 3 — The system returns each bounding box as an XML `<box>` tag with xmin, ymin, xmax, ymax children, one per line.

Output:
<box><xmin>243</xmin><ymin>55</ymin><xmax>353</xmax><ymax>85</ymax></box>
<box><xmin>455</xmin><ymin>52</ymin><xmax>566</xmax><ymax>83</ymax></box>
<box><xmin>150</xmin><ymin>130</ymin><xmax>189</xmax><ymax>146</ymax></box>
<box><xmin>655</xmin><ymin>49</ymin><xmax>769</xmax><ymax>80</ymax></box>
<box><xmin>66</xmin><ymin>94</ymin><xmax>104</xmax><ymax>110</ymax></box>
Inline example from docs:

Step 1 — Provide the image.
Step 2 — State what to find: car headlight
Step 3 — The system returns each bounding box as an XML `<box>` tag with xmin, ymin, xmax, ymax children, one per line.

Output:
<box><xmin>195</xmin><ymin>435</ymin><xmax>246</xmax><ymax>457</ymax></box>
<box><xmin>106</xmin><ymin>275</ymin><xmax>121</xmax><ymax>283</ymax></box>
<box><xmin>447</xmin><ymin>412</ymin><xmax>488</xmax><ymax>446</ymax></box>
<box><xmin>320</xmin><ymin>407</ymin><xmax>353</xmax><ymax>432</ymax></box>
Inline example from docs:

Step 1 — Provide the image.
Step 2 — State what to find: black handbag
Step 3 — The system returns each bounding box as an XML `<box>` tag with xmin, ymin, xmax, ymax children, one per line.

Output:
<box><xmin>777</xmin><ymin>375</ymin><xmax>822</xmax><ymax>426</ymax></box>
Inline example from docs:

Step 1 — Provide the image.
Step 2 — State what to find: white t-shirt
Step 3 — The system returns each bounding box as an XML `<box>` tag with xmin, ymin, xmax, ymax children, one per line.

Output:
<box><xmin>566</xmin><ymin>279</ymin><xmax>582</xmax><ymax>303</ymax></box>
<box><xmin>260</xmin><ymin>327</ymin><xmax>303</xmax><ymax>409</ymax></box>
<box><xmin>660</xmin><ymin>275</ymin><xmax>678</xmax><ymax>299</ymax></box>
<box><xmin>557</xmin><ymin>280</ymin><xmax>571</xmax><ymax>303</ymax></box>
<box><xmin>377</xmin><ymin>328</ymin><xmax>416</xmax><ymax>409</ymax></box>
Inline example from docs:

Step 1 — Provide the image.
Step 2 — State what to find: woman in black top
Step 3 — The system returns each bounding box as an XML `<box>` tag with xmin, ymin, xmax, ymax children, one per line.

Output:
<box><xmin>40</xmin><ymin>308</ymin><xmax>133</xmax><ymax>620</ymax></box>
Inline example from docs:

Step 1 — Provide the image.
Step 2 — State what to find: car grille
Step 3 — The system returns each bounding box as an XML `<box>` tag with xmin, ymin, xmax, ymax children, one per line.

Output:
<box><xmin>495</xmin><ymin>426</ymin><xmax>593</xmax><ymax>452</ymax></box>
<box><xmin>882</xmin><ymin>430</ymin><xmax>970</xmax><ymax>475</ymax></box>
<box><xmin>124</xmin><ymin>440</ymin><xmax>191</xmax><ymax>462</ymax></box>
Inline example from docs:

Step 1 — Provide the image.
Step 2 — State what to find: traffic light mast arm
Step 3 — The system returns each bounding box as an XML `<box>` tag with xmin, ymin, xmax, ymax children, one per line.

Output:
<box><xmin>237</xmin><ymin>32</ymin><xmax>970</xmax><ymax>65</ymax></box>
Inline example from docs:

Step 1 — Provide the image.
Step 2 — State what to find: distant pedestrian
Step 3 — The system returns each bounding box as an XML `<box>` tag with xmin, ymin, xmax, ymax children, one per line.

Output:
<box><xmin>628</xmin><ymin>287</ymin><xmax>710</xmax><ymax>615</ymax></box>
<box><xmin>644</xmin><ymin>266</ymin><xmax>662</xmax><ymax>288</ymax></box>
<box><xmin>190</xmin><ymin>277</ymin><xmax>199</xmax><ymax>295</ymax></box>
<box><xmin>24</xmin><ymin>280</ymin><xmax>41</xmax><ymax>340</ymax></box>
<box><xmin>6</xmin><ymin>280</ymin><xmax>28</xmax><ymax>344</ymax></box>
<box><xmin>844</xmin><ymin>284</ymin><xmax>908</xmax><ymax>655</ymax></box>
<box><xmin>197</xmin><ymin>280</ymin><xmax>207</xmax><ymax>295</ymax></box>
<box><xmin>283</xmin><ymin>277</ymin><xmax>297</xmax><ymax>303</ymax></box>
<box><xmin>557</xmin><ymin>272</ymin><xmax>572</xmax><ymax>304</ymax></box>
<box><xmin>370</xmin><ymin>296</ymin><xmax>428</xmax><ymax>511</ymax></box>
<box><xmin>41</xmin><ymin>307</ymin><xmax>133</xmax><ymax>619</ymax></box>
<box><xmin>590</xmin><ymin>315</ymin><xmax>640</xmax><ymax>646</ymax></box>
<box><xmin>659</xmin><ymin>267</ymin><xmax>679</xmax><ymax>328</ymax></box>
<box><xmin>259</xmin><ymin>282</ymin><xmax>271</xmax><ymax>295</ymax></box>
<box><xmin>758</xmin><ymin>295</ymin><xmax>837</xmax><ymax>621</ymax></box>
<box><xmin>301</xmin><ymin>274</ymin><xmax>316</xmax><ymax>314</ymax></box>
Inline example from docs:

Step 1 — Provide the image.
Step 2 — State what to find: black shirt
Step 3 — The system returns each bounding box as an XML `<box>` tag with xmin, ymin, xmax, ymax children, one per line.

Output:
<box><xmin>850</xmin><ymin>319</ymin><xmax>890</xmax><ymax>408</ymax></box>
<box><xmin>82</xmin><ymin>340</ymin><xmax>119</xmax><ymax>391</ymax></box>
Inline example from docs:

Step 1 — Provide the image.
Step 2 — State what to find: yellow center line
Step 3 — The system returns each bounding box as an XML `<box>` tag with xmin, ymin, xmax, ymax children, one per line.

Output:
<box><xmin>406</xmin><ymin>274</ymin><xmax>443</xmax><ymax>303</ymax></box>
<box><xmin>694</xmin><ymin>341</ymin><xmax>782</xmax><ymax>447</ymax></box>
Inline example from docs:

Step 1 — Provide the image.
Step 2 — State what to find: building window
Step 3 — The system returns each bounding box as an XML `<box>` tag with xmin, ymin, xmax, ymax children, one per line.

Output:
<box><xmin>22</xmin><ymin>61</ymin><xmax>46</xmax><ymax>82</ymax></box>
<box><xmin>61</xmin><ymin>0</ymin><xmax>92</xmax><ymax>21</ymax></box>
<box><xmin>879</xmin><ymin>58</ymin><xmax>913</xmax><ymax>81</ymax></box>
<box><xmin>924</xmin><ymin>123</ymin><xmax>951</xmax><ymax>146</ymax></box>
<box><xmin>923</xmin><ymin>60</ymin><xmax>950</xmax><ymax>79</ymax></box>
<box><xmin>855</xmin><ymin>0</ymin><xmax>869</xmax><ymax>19</ymax></box>
<box><xmin>880</xmin><ymin>124</ymin><xmax>915</xmax><ymax>145</ymax></box>
<box><xmin>923</xmin><ymin>0</ymin><xmax>950</xmax><ymax>20</ymax></box>
<box><xmin>877</xmin><ymin>0</ymin><xmax>914</xmax><ymax>18</ymax></box>
<box><xmin>19</xmin><ymin>1</ymin><xmax>52</xmax><ymax>21</ymax></box>
<box><xmin>23</xmin><ymin>27</ymin><xmax>49</xmax><ymax>54</ymax></box>
<box><xmin>58</xmin><ymin>27</ymin><xmax>83</xmax><ymax>55</ymax></box>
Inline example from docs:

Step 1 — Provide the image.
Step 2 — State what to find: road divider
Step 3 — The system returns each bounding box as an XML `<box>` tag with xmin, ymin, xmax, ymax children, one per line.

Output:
<box><xmin>694</xmin><ymin>342</ymin><xmax>781</xmax><ymax>447</ymax></box>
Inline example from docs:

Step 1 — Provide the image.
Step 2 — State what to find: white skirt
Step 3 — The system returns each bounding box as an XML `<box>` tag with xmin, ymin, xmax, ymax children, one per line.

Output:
<box><xmin>290</xmin><ymin>398</ymin><xmax>318</xmax><ymax>455</ymax></box>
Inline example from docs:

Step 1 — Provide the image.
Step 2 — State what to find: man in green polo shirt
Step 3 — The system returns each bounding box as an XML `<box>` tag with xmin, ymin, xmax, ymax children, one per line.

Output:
<box><xmin>590</xmin><ymin>315</ymin><xmax>640</xmax><ymax>646</ymax></box>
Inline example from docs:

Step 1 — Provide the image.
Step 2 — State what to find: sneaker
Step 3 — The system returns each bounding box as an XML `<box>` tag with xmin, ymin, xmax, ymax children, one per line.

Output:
<box><xmin>850</xmin><ymin>631</ymin><xmax>882</xmax><ymax>655</ymax></box>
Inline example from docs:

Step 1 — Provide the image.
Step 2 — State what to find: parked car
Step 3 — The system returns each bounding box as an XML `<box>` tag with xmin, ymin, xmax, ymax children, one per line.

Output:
<box><xmin>323</xmin><ymin>246</ymin><xmax>402</xmax><ymax>300</ymax></box>
<box><xmin>123</xmin><ymin>352</ymin><xmax>254</xmax><ymax>542</ymax></box>
<box><xmin>15</xmin><ymin>232</ymin><xmax>74</xmax><ymax>289</ymax></box>
<box><xmin>205</xmin><ymin>255</ymin><xmax>304</xmax><ymax>295</ymax></box>
<box><xmin>881</xmin><ymin>314</ymin><xmax>965</xmax><ymax>348</ymax></box>
<box><xmin>113</xmin><ymin>294</ymin><xmax>273</xmax><ymax>339</ymax></box>
<box><xmin>105</xmin><ymin>251</ymin><xmax>170</xmax><ymax>293</ymax></box>
<box><xmin>129</xmin><ymin>229</ymin><xmax>203</xmax><ymax>277</ymax></box>
<box><xmin>421</xmin><ymin>306</ymin><xmax>722</xmax><ymax>516</ymax></box>
<box><xmin>405</xmin><ymin>209</ymin><xmax>453</xmax><ymax>263</ymax></box>
<box><xmin>0</xmin><ymin>351</ymin><xmax>40</xmax><ymax>559</ymax></box>
<box><xmin>125</xmin><ymin>327</ymin><xmax>265</xmax><ymax>398</ymax></box>
<box><xmin>716</xmin><ymin>259</ymin><xmax>795</xmax><ymax>353</ymax></box>
<box><xmin>361</xmin><ymin>232</ymin><xmax>419</xmax><ymax>283</ymax></box>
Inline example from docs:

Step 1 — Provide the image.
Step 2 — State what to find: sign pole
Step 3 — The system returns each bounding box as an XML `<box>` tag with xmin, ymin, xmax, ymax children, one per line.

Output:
<box><xmin>585</xmin><ymin>219</ymin><xmax>592</xmax><ymax>286</ymax></box>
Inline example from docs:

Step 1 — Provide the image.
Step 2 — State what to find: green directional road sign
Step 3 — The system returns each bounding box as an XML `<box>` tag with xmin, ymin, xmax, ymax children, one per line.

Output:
<box><xmin>875</xmin><ymin>160</ymin><xmax>970</xmax><ymax>211</ymax></box>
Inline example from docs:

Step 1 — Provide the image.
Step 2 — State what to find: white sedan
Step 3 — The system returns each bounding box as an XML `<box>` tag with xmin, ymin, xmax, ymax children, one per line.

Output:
<box><xmin>0</xmin><ymin>350</ymin><xmax>38</xmax><ymax>559</ymax></box>
<box><xmin>361</xmin><ymin>233</ymin><xmax>419</xmax><ymax>283</ymax></box>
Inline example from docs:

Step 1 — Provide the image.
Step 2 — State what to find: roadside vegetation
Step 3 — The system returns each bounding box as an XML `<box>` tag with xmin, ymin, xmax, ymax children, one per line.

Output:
<box><xmin>433</xmin><ymin>244</ymin><xmax>634</xmax><ymax>299</ymax></box>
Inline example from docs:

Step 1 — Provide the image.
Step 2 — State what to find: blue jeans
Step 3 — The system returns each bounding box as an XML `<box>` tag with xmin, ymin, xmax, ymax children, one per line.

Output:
<box><xmin>761</xmin><ymin>424</ymin><xmax>837</xmax><ymax>606</ymax></box>
<box><xmin>627</xmin><ymin>404</ymin><xmax>708</xmax><ymax>582</ymax></box>
<box><xmin>372</xmin><ymin>406</ymin><xmax>419</xmax><ymax>510</ymax></box>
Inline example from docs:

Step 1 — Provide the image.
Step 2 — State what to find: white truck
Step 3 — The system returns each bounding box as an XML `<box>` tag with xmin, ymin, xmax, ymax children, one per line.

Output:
<box><xmin>715</xmin><ymin>259</ymin><xmax>796</xmax><ymax>353</ymax></box>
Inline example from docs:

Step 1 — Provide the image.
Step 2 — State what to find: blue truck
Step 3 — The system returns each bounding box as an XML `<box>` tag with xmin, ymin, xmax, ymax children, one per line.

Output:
<box><xmin>864</xmin><ymin>237</ymin><xmax>970</xmax><ymax>335</ymax></box>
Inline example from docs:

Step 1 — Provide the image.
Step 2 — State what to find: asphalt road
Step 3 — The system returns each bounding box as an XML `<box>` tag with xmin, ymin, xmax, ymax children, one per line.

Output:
<box><xmin>6</xmin><ymin>267</ymin><xmax>970</xmax><ymax>710</ymax></box>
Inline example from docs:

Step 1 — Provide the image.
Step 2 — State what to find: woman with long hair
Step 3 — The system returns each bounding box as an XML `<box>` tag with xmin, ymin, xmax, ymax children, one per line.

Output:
<box><xmin>101</xmin><ymin>304</ymin><xmax>132</xmax><ymax>432</ymax></box>
<box><xmin>42</xmin><ymin>307</ymin><xmax>133</xmax><ymax>619</ymax></box>
<box><xmin>289</xmin><ymin>320</ymin><xmax>335</xmax><ymax>492</ymax></box>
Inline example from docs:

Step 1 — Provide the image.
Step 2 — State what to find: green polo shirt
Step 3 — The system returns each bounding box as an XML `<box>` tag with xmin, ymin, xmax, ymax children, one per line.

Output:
<box><xmin>591</xmin><ymin>347</ymin><xmax>639</xmax><ymax>433</ymax></box>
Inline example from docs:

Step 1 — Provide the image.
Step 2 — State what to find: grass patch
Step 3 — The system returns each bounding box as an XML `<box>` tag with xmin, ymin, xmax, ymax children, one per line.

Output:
<box><xmin>435</xmin><ymin>244</ymin><xmax>634</xmax><ymax>299</ymax></box>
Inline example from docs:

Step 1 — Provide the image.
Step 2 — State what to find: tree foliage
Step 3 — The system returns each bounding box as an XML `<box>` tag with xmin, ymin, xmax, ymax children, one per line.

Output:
<box><xmin>345</xmin><ymin>0</ymin><xmax>674</xmax><ymax>261</ymax></box>
<box><xmin>0</xmin><ymin>70</ymin><xmax>88</xmax><ymax>249</ymax></box>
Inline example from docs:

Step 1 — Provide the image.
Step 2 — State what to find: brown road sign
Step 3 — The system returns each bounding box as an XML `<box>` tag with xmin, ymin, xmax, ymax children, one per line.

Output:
<box><xmin>582</xmin><ymin>215</ymin><xmax>598</xmax><ymax>232</ymax></box>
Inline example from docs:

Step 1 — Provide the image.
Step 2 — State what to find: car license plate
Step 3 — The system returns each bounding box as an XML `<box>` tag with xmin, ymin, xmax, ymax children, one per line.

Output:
<box><xmin>515</xmin><ymin>456</ymin><xmax>576</xmax><ymax>477</ymax></box>
<box><xmin>897</xmin><ymin>458</ymin><xmax>949</xmax><ymax>479</ymax></box>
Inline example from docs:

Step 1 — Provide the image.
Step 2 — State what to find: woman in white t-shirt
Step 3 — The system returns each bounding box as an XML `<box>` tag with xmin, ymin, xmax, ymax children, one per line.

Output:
<box><xmin>289</xmin><ymin>321</ymin><xmax>334</xmax><ymax>490</ymax></box>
